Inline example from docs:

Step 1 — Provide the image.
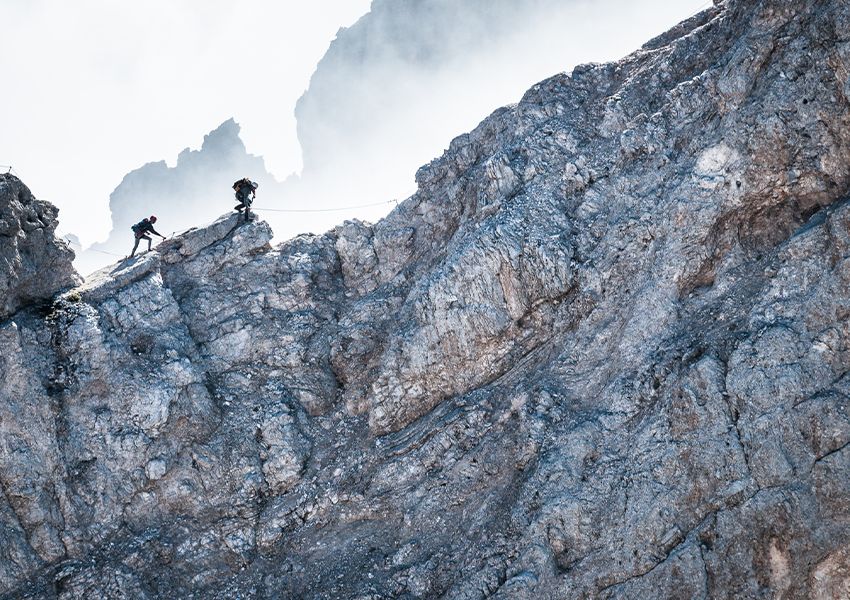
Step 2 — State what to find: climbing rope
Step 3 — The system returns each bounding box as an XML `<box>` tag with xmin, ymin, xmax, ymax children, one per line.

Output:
<box><xmin>169</xmin><ymin>216</ymin><xmax>220</xmax><ymax>238</ymax></box>
<box><xmin>684</xmin><ymin>0</ymin><xmax>714</xmax><ymax>20</ymax></box>
<box><xmin>35</xmin><ymin>184</ymin><xmax>418</xmax><ymax>258</ymax></box>
<box><xmin>253</xmin><ymin>198</ymin><xmax>399</xmax><ymax>213</ymax></box>
<box><xmin>59</xmin><ymin>234</ymin><xmax>125</xmax><ymax>257</ymax></box>
<box><xmin>253</xmin><ymin>185</ymin><xmax>417</xmax><ymax>213</ymax></box>
<box><xmin>50</xmin><ymin>213</ymin><xmax>128</xmax><ymax>257</ymax></box>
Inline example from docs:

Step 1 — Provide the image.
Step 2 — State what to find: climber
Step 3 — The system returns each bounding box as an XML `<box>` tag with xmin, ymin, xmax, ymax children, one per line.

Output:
<box><xmin>232</xmin><ymin>178</ymin><xmax>258</xmax><ymax>219</ymax></box>
<box><xmin>129</xmin><ymin>215</ymin><xmax>166</xmax><ymax>258</ymax></box>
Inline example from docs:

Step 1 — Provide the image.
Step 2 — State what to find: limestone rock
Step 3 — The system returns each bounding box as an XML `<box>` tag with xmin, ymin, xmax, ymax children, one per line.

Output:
<box><xmin>3</xmin><ymin>1</ymin><xmax>850</xmax><ymax>599</ymax></box>
<box><xmin>0</xmin><ymin>174</ymin><xmax>79</xmax><ymax>318</ymax></box>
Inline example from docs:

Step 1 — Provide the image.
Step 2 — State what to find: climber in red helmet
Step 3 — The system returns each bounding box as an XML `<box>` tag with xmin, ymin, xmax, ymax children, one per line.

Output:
<box><xmin>129</xmin><ymin>215</ymin><xmax>165</xmax><ymax>258</ymax></box>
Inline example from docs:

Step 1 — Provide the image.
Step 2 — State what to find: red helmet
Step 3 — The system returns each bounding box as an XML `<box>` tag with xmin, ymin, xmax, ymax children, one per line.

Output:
<box><xmin>150</xmin><ymin>215</ymin><xmax>157</xmax><ymax>222</ymax></box>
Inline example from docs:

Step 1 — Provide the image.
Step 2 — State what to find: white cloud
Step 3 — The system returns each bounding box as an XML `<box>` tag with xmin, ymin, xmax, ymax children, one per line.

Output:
<box><xmin>0</xmin><ymin>0</ymin><xmax>371</xmax><ymax>246</ymax></box>
<box><xmin>0</xmin><ymin>0</ymin><xmax>710</xmax><ymax>248</ymax></box>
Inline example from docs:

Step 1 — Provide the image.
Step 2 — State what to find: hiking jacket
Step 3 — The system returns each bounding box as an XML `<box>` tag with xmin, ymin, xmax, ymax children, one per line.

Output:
<box><xmin>136</xmin><ymin>221</ymin><xmax>162</xmax><ymax>237</ymax></box>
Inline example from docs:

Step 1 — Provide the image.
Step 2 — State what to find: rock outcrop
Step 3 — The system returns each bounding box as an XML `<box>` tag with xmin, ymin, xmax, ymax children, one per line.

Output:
<box><xmin>3</xmin><ymin>0</ymin><xmax>850</xmax><ymax>598</ymax></box>
<box><xmin>0</xmin><ymin>174</ymin><xmax>78</xmax><ymax>319</ymax></box>
<box><xmin>75</xmin><ymin>119</ymin><xmax>285</xmax><ymax>276</ymax></box>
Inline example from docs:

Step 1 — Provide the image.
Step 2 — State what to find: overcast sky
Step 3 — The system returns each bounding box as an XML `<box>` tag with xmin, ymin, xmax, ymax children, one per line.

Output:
<box><xmin>1</xmin><ymin>0</ymin><xmax>711</xmax><ymax>250</ymax></box>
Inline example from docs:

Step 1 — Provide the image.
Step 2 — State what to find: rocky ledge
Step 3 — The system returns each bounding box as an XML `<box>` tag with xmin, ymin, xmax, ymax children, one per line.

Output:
<box><xmin>2</xmin><ymin>0</ymin><xmax>850</xmax><ymax>598</ymax></box>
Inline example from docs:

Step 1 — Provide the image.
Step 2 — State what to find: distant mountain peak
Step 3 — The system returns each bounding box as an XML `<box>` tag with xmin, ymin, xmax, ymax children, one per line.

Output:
<box><xmin>74</xmin><ymin>119</ymin><xmax>283</xmax><ymax>276</ymax></box>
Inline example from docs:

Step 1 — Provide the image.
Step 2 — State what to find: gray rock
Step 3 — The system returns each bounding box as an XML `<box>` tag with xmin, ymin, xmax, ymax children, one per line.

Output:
<box><xmin>0</xmin><ymin>174</ymin><xmax>79</xmax><ymax>318</ymax></box>
<box><xmin>3</xmin><ymin>0</ymin><xmax>850</xmax><ymax>598</ymax></box>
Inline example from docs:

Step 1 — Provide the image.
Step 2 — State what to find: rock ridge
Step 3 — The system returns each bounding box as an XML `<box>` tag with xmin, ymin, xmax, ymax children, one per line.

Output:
<box><xmin>2</xmin><ymin>0</ymin><xmax>850</xmax><ymax>598</ymax></box>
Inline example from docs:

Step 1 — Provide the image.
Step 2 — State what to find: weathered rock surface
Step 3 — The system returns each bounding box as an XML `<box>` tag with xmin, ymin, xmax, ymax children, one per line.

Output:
<box><xmin>0</xmin><ymin>174</ymin><xmax>79</xmax><ymax>319</ymax></box>
<box><xmin>3</xmin><ymin>0</ymin><xmax>850</xmax><ymax>598</ymax></box>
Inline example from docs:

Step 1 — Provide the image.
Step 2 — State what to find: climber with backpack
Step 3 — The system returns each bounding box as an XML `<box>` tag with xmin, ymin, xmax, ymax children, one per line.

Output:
<box><xmin>129</xmin><ymin>215</ymin><xmax>166</xmax><ymax>258</ymax></box>
<box><xmin>232</xmin><ymin>177</ymin><xmax>258</xmax><ymax>219</ymax></box>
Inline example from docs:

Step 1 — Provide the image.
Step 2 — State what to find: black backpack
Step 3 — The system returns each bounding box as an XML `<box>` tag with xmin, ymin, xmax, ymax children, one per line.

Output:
<box><xmin>131</xmin><ymin>218</ymin><xmax>149</xmax><ymax>233</ymax></box>
<box><xmin>233</xmin><ymin>178</ymin><xmax>250</xmax><ymax>191</ymax></box>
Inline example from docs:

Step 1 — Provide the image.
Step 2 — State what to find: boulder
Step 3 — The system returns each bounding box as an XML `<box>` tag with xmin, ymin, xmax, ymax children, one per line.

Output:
<box><xmin>0</xmin><ymin>174</ymin><xmax>79</xmax><ymax>319</ymax></box>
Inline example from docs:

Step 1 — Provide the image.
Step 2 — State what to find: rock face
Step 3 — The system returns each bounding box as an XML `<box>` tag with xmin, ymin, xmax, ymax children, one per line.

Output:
<box><xmin>0</xmin><ymin>174</ymin><xmax>78</xmax><ymax>319</ymax></box>
<box><xmin>3</xmin><ymin>0</ymin><xmax>850</xmax><ymax>598</ymax></box>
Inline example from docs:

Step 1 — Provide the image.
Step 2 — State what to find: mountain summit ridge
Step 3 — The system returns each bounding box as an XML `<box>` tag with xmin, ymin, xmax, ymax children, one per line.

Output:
<box><xmin>2</xmin><ymin>0</ymin><xmax>850</xmax><ymax>597</ymax></box>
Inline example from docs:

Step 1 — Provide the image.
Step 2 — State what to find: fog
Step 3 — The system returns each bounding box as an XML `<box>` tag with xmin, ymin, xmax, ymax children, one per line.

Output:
<box><xmin>0</xmin><ymin>0</ymin><xmax>372</xmax><ymax>251</ymax></box>
<box><xmin>2</xmin><ymin>0</ymin><xmax>710</xmax><ymax>275</ymax></box>
<box><xmin>73</xmin><ymin>119</ymin><xmax>285</xmax><ymax>275</ymax></box>
<box><xmin>289</xmin><ymin>0</ymin><xmax>713</xmax><ymax>224</ymax></box>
